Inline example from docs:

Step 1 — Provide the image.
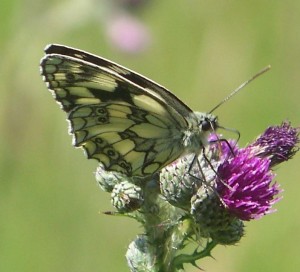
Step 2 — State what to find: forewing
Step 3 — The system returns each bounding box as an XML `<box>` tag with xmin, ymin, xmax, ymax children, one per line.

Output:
<box><xmin>40</xmin><ymin>44</ymin><xmax>192</xmax><ymax>176</ymax></box>
<box><xmin>44</xmin><ymin>44</ymin><xmax>194</xmax><ymax>118</ymax></box>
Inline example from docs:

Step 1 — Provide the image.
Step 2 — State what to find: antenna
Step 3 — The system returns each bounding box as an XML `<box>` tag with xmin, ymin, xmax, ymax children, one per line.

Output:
<box><xmin>209</xmin><ymin>65</ymin><xmax>271</xmax><ymax>114</ymax></box>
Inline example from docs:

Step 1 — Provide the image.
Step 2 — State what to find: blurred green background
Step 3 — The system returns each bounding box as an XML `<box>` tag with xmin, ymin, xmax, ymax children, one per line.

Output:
<box><xmin>1</xmin><ymin>0</ymin><xmax>299</xmax><ymax>271</ymax></box>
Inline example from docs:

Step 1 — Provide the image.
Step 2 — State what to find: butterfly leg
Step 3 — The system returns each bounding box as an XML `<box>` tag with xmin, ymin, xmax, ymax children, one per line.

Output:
<box><xmin>187</xmin><ymin>152</ymin><xmax>216</xmax><ymax>190</ymax></box>
<box><xmin>188</xmin><ymin>148</ymin><xmax>229</xmax><ymax>207</ymax></box>
<box><xmin>201</xmin><ymin>146</ymin><xmax>233</xmax><ymax>192</ymax></box>
<box><xmin>209</xmin><ymin>138</ymin><xmax>237</xmax><ymax>158</ymax></box>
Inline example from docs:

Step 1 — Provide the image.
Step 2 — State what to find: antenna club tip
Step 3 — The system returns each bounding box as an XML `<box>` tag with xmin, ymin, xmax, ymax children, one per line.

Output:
<box><xmin>255</xmin><ymin>65</ymin><xmax>271</xmax><ymax>79</ymax></box>
<box><xmin>262</xmin><ymin>65</ymin><xmax>271</xmax><ymax>73</ymax></box>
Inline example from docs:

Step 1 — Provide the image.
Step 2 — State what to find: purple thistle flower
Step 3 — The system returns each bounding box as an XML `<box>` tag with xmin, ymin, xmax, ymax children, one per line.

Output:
<box><xmin>163</xmin><ymin>122</ymin><xmax>299</xmax><ymax>224</ymax></box>
<box><xmin>213</xmin><ymin>122</ymin><xmax>300</xmax><ymax>221</ymax></box>
<box><xmin>248</xmin><ymin>121</ymin><xmax>300</xmax><ymax>166</ymax></box>
<box><xmin>216</xmin><ymin>149</ymin><xmax>281</xmax><ymax>221</ymax></box>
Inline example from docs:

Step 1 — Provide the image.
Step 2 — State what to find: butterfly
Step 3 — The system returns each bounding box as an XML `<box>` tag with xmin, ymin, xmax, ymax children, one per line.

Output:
<box><xmin>40</xmin><ymin>44</ymin><xmax>218</xmax><ymax>177</ymax></box>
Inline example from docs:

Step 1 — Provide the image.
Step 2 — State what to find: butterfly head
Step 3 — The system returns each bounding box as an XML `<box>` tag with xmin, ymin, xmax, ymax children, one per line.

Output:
<box><xmin>196</xmin><ymin>112</ymin><xmax>218</xmax><ymax>133</ymax></box>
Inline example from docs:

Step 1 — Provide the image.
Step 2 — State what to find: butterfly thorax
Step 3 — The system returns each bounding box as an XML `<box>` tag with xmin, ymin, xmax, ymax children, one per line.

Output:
<box><xmin>183</xmin><ymin>112</ymin><xmax>218</xmax><ymax>154</ymax></box>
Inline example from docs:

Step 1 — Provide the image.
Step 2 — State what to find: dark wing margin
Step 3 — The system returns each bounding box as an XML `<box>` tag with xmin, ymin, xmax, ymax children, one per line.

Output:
<box><xmin>43</xmin><ymin>44</ymin><xmax>194</xmax><ymax>118</ymax></box>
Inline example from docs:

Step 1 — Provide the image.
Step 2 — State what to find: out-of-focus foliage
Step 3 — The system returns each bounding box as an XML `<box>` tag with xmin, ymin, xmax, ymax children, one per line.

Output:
<box><xmin>0</xmin><ymin>1</ymin><xmax>299</xmax><ymax>271</ymax></box>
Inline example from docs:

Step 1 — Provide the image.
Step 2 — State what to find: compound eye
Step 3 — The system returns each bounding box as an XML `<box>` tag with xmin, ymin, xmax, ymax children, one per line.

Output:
<box><xmin>201</xmin><ymin>119</ymin><xmax>212</xmax><ymax>131</ymax></box>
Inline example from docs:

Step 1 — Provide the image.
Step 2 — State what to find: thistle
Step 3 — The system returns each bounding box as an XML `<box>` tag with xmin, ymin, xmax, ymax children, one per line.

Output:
<box><xmin>96</xmin><ymin>122</ymin><xmax>299</xmax><ymax>271</ymax></box>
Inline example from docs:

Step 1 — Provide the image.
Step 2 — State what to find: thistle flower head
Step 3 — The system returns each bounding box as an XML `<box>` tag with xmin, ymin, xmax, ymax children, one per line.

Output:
<box><xmin>248</xmin><ymin>121</ymin><xmax>300</xmax><ymax>166</ymax></box>
<box><xmin>216</xmin><ymin>148</ymin><xmax>281</xmax><ymax>221</ymax></box>
<box><xmin>214</xmin><ymin>122</ymin><xmax>300</xmax><ymax>221</ymax></box>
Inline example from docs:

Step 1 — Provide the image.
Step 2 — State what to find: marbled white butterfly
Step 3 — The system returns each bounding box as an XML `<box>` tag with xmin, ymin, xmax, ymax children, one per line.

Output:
<box><xmin>41</xmin><ymin>44</ymin><xmax>265</xmax><ymax>177</ymax></box>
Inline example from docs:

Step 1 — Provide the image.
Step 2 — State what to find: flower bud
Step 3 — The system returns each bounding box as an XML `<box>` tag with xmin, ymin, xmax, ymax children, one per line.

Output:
<box><xmin>126</xmin><ymin>235</ymin><xmax>155</xmax><ymax>272</ymax></box>
<box><xmin>95</xmin><ymin>164</ymin><xmax>123</xmax><ymax>192</ymax></box>
<box><xmin>191</xmin><ymin>188</ymin><xmax>233</xmax><ymax>238</ymax></box>
<box><xmin>111</xmin><ymin>181</ymin><xmax>144</xmax><ymax>212</ymax></box>
<box><xmin>210</xmin><ymin>218</ymin><xmax>244</xmax><ymax>245</ymax></box>
<box><xmin>160</xmin><ymin>155</ymin><xmax>199</xmax><ymax>209</ymax></box>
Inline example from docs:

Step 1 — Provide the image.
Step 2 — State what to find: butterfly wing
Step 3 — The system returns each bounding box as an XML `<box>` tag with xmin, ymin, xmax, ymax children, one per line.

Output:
<box><xmin>40</xmin><ymin>44</ymin><xmax>195</xmax><ymax>176</ymax></box>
